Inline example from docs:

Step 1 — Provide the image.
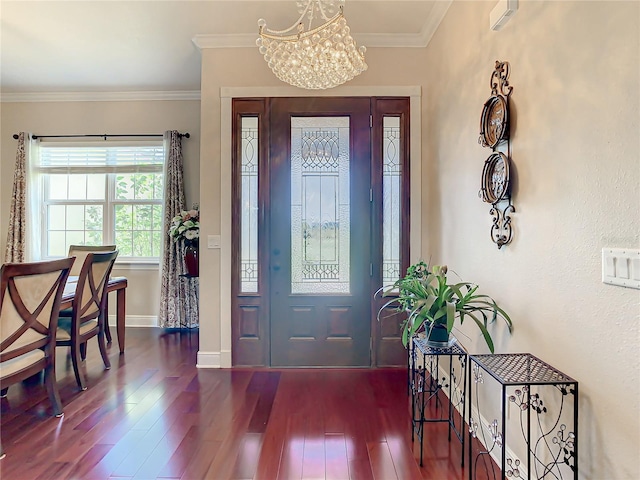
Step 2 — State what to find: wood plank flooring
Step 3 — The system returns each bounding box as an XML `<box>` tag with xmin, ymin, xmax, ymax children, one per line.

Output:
<box><xmin>1</xmin><ymin>328</ymin><xmax>469</xmax><ymax>479</ymax></box>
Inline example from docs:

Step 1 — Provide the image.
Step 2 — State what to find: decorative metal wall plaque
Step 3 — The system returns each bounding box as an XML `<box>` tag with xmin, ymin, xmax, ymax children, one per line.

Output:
<box><xmin>479</xmin><ymin>61</ymin><xmax>515</xmax><ymax>249</ymax></box>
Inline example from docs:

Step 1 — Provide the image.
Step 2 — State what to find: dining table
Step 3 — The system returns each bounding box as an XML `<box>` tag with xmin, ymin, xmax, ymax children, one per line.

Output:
<box><xmin>61</xmin><ymin>276</ymin><xmax>128</xmax><ymax>353</ymax></box>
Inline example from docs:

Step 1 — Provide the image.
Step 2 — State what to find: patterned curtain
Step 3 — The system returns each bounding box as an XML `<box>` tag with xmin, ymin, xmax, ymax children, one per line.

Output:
<box><xmin>4</xmin><ymin>133</ymin><xmax>27</xmax><ymax>263</ymax></box>
<box><xmin>158</xmin><ymin>131</ymin><xmax>199</xmax><ymax>328</ymax></box>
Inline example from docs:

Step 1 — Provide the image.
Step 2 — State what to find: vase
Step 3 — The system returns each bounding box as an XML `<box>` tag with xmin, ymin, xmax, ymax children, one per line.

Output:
<box><xmin>184</xmin><ymin>244</ymin><xmax>199</xmax><ymax>277</ymax></box>
<box><xmin>425</xmin><ymin>323</ymin><xmax>451</xmax><ymax>348</ymax></box>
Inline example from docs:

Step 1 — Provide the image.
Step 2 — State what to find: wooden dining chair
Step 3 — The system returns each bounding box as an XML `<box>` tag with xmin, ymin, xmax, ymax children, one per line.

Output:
<box><xmin>67</xmin><ymin>244</ymin><xmax>117</xmax><ymax>342</ymax></box>
<box><xmin>0</xmin><ymin>257</ymin><xmax>75</xmax><ymax>458</ymax></box>
<box><xmin>55</xmin><ymin>250</ymin><xmax>118</xmax><ymax>391</ymax></box>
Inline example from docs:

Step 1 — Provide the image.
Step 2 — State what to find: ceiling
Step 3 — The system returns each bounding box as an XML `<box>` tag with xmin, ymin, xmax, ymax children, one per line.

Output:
<box><xmin>0</xmin><ymin>0</ymin><xmax>451</xmax><ymax>95</ymax></box>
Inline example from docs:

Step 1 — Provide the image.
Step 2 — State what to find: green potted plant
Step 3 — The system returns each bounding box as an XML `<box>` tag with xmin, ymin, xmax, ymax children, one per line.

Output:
<box><xmin>377</xmin><ymin>262</ymin><xmax>513</xmax><ymax>353</ymax></box>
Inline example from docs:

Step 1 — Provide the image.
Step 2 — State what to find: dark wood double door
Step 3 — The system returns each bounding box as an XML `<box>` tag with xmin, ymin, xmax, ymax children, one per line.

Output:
<box><xmin>232</xmin><ymin>97</ymin><xmax>409</xmax><ymax>367</ymax></box>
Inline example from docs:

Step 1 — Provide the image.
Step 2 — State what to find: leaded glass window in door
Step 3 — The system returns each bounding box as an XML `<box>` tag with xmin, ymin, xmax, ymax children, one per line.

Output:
<box><xmin>291</xmin><ymin>117</ymin><xmax>350</xmax><ymax>294</ymax></box>
<box><xmin>240</xmin><ymin>116</ymin><xmax>259</xmax><ymax>293</ymax></box>
<box><xmin>382</xmin><ymin>116</ymin><xmax>401</xmax><ymax>287</ymax></box>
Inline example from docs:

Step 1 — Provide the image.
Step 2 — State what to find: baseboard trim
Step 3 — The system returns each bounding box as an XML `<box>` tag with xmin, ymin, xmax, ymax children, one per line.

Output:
<box><xmin>220</xmin><ymin>349</ymin><xmax>232</xmax><ymax>368</ymax></box>
<box><xmin>197</xmin><ymin>351</ymin><xmax>222</xmax><ymax>368</ymax></box>
<box><xmin>107</xmin><ymin>314</ymin><xmax>157</xmax><ymax>327</ymax></box>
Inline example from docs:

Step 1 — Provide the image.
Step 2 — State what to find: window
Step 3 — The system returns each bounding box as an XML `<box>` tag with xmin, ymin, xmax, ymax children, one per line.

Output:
<box><xmin>240</xmin><ymin>116</ymin><xmax>259</xmax><ymax>293</ymax></box>
<box><xmin>35</xmin><ymin>142</ymin><xmax>165</xmax><ymax>261</ymax></box>
<box><xmin>382</xmin><ymin>116</ymin><xmax>401</xmax><ymax>287</ymax></box>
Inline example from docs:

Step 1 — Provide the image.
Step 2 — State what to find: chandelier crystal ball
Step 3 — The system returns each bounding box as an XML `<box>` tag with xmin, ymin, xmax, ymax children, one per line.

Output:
<box><xmin>257</xmin><ymin>1</ymin><xmax>367</xmax><ymax>90</ymax></box>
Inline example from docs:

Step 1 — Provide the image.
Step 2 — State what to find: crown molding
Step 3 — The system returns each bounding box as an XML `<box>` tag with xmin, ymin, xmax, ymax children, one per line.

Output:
<box><xmin>419</xmin><ymin>0</ymin><xmax>453</xmax><ymax>47</ymax></box>
<box><xmin>193</xmin><ymin>1</ymin><xmax>452</xmax><ymax>50</ymax></box>
<box><xmin>220</xmin><ymin>85</ymin><xmax>421</xmax><ymax>99</ymax></box>
<box><xmin>1</xmin><ymin>90</ymin><xmax>201</xmax><ymax>103</ymax></box>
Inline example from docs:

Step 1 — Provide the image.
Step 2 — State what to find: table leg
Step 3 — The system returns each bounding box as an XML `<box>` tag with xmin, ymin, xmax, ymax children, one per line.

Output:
<box><xmin>116</xmin><ymin>287</ymin><xmax>126</xmax><ymax>354</ymax></box>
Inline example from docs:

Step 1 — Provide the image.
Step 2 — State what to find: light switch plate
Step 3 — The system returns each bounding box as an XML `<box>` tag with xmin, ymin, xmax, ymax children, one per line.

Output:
<box><xmin>207</xmin><ymin>235</ymin><xmax>221</xmax><ymax>249</ymax></box>
<box><xmin>602</xmin><ymin>248</ymin><xmax>640</xmax><ymax>289</ymax></box>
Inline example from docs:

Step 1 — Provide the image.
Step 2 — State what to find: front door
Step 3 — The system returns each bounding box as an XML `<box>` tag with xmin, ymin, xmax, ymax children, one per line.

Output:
<box><xmin>231</xmin><ymin>97</ymin><xmax>410</xmax><ymax>367</ymax></box>
<box><xmin>269</xmin><ymin>98</ymin><xmax>371</xmax><ymax>366</ymax></box>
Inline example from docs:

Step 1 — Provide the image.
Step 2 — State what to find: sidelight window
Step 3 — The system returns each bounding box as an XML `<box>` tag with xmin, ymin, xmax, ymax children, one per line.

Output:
<box><xmin>240</xmin><ymin>117</ymin><xmax>259</xmax><ymax>293</ymax></box>
<box><xmin>382</xmin><ymin>116</ymin><xmax>402</xmax><ymax>287</ymax></box>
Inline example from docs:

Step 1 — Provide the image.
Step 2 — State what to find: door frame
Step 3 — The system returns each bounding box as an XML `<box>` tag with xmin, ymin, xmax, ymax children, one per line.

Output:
<box><xmin>218</xmin><ymin>86</ymin><xmax>423</xmax><ymax>369</ymax></box>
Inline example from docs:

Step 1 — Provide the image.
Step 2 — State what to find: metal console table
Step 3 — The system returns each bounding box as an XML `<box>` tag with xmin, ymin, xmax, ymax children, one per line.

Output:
<box><xmin>468</xmin><ymin>353</ymin><xmax>578</xmax><ymax>480</ymax></box>
<box><xmin>409</xmin><ymin>335</ymin><xmax>468</xmax><ymax>467</ymax></box>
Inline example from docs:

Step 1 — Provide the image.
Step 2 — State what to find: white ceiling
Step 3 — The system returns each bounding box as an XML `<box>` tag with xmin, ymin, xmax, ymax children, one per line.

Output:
<box><xmin>0</xmin><ymin>0</ymin><xmax>451</xmax><ymax>95</ymax></box>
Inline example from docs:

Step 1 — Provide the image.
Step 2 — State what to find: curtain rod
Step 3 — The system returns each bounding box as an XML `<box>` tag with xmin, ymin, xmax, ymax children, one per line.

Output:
<box><xmin>12</xmin><ymin>132</ymin><xmax>190</xmax><ymax>140</ymax></box>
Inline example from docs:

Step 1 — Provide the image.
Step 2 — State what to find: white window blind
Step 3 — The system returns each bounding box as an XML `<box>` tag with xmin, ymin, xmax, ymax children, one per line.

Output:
<box><xmin>37</xmin><ymin>142</ymin><xmax>164</xmax><ymax>173</ymax></box>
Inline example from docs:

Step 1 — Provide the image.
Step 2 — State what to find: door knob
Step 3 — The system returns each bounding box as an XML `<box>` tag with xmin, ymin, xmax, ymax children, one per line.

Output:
<box><xmin>272</xmin><ymin>264</ymin><xmax>281</xmax><ymax>271</ymax></box>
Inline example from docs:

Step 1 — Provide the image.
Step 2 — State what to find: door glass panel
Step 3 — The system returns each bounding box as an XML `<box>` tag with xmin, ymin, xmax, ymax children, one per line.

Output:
<box><xmin>241</xmin><ymin>116</ymin><xmax>259</xmax><ymax>293</ymax></box>
<box><xmin>382</xmin><ymin>116</ymin><xmax>401</xmax><ymax>287</ymax></box>
<box><xmin>291</xmin><ymin>117</ymin><xmax>350</xmax><ymax>294</ymax></box>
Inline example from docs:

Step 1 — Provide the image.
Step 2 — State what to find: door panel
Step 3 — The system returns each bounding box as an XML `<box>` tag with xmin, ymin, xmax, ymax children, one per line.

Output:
<box><xmin>269</xmin><ymin>98</ymin><xmax>371</xmax><ymax>367</ymax></box>
<box><xmin>232</xmin><ymin>99</ymin><xmax>269</xmax><ymax>367</ymax></box>
<box><xmin>371</xmin><ymin>98</ymin><xmax>411</xmax><ymax>367</ymax></box>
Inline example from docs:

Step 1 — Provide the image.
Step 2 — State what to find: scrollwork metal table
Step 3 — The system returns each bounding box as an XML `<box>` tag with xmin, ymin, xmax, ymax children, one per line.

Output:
<box><xmin>468</xmin><ymin>353</ymin><xmax>578</xmax><ymax>480</ymax></box>
<box><xmin>409</xmin><ymin>335</ymin><xmax>467</xmax><ymax>467</ymax></box>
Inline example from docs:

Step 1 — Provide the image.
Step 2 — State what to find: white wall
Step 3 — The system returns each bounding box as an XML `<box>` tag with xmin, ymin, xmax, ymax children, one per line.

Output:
<box><xmin>197</xmin><ymin>1</ymin><xmax>639</xmax><ymax>477</ymax></box>
<box><xmin>422</xmin><ymin>1</ymin><xmax>639</xmax><ymax>478</ymax></box>
<box><xmin>0</xmin><ymin>99</ymin><xmax>201</xmax><ymax>323</ymax></box>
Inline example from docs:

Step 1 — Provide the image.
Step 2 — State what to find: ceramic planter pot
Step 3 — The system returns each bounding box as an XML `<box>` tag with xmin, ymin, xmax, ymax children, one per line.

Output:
<box><xmin>425</xmin><ymin>322</ymin><xmax>450</xmax><ymax>348</ymax></box>
<box><xmin>184</xmin><ymin>244</ymin><xmax>199</xmax><ymax>277</ymax></box>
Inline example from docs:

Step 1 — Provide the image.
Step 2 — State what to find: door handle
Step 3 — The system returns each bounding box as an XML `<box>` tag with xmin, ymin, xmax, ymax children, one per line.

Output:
<box><xmin>272</xmin><ymin>264</ymin><xmax>281</xmax><ymax>271</ymax></box>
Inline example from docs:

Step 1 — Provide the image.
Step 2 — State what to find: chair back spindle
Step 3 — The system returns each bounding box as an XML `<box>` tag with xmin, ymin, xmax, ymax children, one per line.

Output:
<box><xmin>67</xmin><ymin>244</ymin><xmax>116</xmax><ymax>277</ymax></box>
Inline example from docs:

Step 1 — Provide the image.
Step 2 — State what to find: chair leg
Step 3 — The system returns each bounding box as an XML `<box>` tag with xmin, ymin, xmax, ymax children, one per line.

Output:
<box><xmin>44</xmin><ymin>362</ymin><xmax>63</xmax><ymax>417</ymax></box>
<box><xmin>104</xmin><ymin>322</ymin><xmax>112</xmax><ymax>344</ymax></box>
<box><xmin>80</xmin><ymin>342</ymin><xmax>87</xmax><ymax>361</ymax></box>
<box><xmin>71</xmin><ymin>342</ymin><xmax>87</xmax><ymax>391</ymax></box>
<box><xmin>97</xmin><ymin>331</ymin><xmax>111</xmax><ymax>370</ymax></box>
<box><xmin>104</xmin><ymin>304</ymin><xmax>112</xmax><ymax>344</ymax></box>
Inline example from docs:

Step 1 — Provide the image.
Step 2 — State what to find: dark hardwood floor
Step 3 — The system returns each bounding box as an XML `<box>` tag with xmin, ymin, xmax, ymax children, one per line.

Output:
<box><xmin>1</xmin><ymin>328</ymin><xmax>468</xmax><ymax>479</ymax></box>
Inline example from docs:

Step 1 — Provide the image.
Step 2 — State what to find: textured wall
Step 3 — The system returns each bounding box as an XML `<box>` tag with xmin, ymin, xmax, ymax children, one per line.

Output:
<box><xmin>422</xmin><ymin>1</ymin><xmax>639</xmax><ymax>478</ymax></box>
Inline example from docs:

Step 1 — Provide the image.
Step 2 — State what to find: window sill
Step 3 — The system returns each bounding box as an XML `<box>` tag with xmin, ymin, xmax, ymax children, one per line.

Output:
<box><xmin>113</xmin><ymin>261</ymin><xmax>160</xmax><ymax>271</ymax></box>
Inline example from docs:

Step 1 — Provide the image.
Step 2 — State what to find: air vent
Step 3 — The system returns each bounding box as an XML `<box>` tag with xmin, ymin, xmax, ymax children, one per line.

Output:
<box><xmin>490</xmin><ymin>0</ymin><xmax>519</xmax><ymax>31</ymax></box>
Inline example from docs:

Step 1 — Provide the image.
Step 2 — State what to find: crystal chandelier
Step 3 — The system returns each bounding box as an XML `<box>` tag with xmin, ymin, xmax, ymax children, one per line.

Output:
<box><xmin>257</xmin><ymin>0</ymin><xmax>367</xmax><ymax>90</ymax></box>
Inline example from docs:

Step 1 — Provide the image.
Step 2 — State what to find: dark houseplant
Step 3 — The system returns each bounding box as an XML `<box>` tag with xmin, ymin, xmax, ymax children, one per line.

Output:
<box><xmin>377</xmin><ymin>262</ymin><xmax>513</xmax><ymax>353</ymax></box>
